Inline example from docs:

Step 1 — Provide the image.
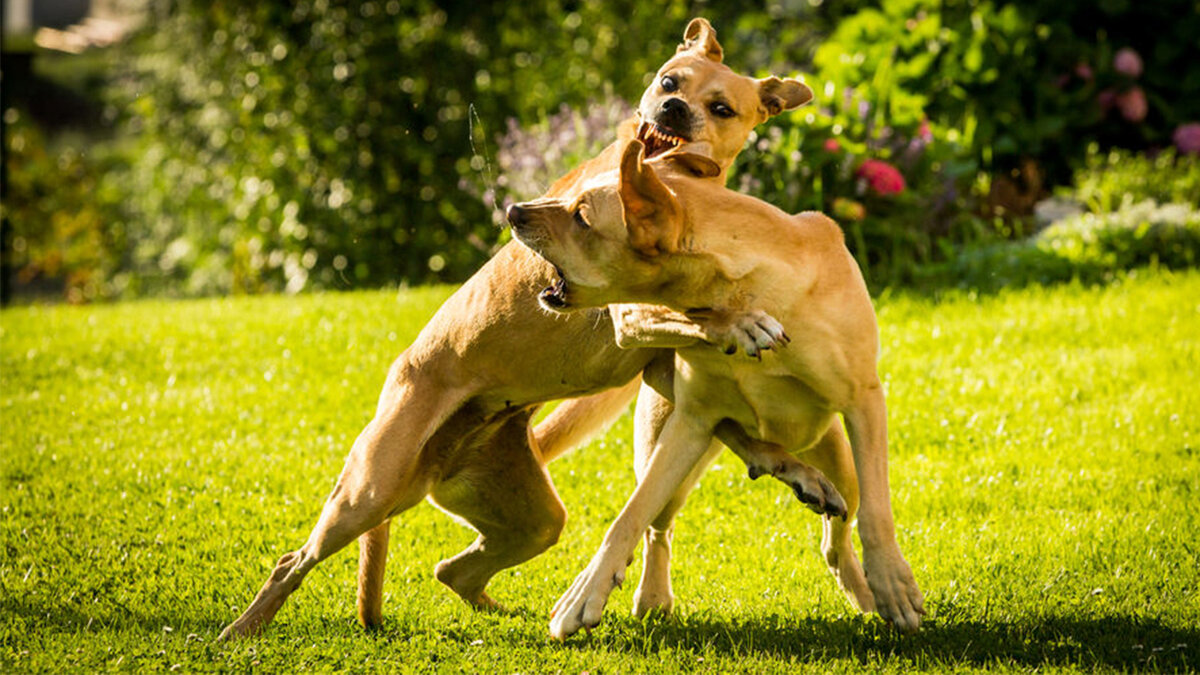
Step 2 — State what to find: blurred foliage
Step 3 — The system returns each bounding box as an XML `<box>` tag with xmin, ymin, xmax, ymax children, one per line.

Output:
<box><xmin>929</xmin><ymin>200</ymin><xmax>1200</xmax><ymax>292</ymax></box>
<box><xmin>2</xmin><ymin>111</ymin><xmax>124</xmax><ymax>302</ymax></box>
<box><xmin>812</xmin><ymin>0</ymin><xmax>1200</xmax><ymax>184</ymax></box>
<box><xmin>1070</xmin><ymin>147</ymin><xmax>1200</xmax><ymax>214</ymax></box>
<box><xmin>464</xmin><ymin>96</ymin><xmax>635</xmax><ymax>230</ymax></box>
<box><xmin>725</xmin><ymin>87</ymin><xmax>989</xmax><ymax>285</ymax></box>
<box><xmin>101</xmin><ymin>0</ymin><xmax>833</xmax><ymax>296</ymax></box>
<box><xmin>5</xmin><ymin>0</ymin><xmax>1198</xmax><ymax>300</ymax></box>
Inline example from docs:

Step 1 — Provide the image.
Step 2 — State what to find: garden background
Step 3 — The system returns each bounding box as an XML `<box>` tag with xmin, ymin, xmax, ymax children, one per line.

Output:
<box><xmin>5</xmin><ymin>0</ymin><xmax>1199</xmax><ymax>301</ymax></box>
<box><xmin>3</xmin><ymin>0</ymin><xmax>1200</xmax><ymax>672</ymax></box>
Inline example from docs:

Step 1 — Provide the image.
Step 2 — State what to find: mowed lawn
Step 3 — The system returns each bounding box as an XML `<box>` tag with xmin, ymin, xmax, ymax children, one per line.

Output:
<box><xmin>2</xmin><ymin>272</ymin><xmax>1198</xmax><ymax>673</ymax></box>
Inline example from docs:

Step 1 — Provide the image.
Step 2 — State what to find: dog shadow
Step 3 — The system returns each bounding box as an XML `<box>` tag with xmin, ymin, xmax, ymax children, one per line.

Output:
<box><xmin>535</xmin><ymin>611</ymin><xmax>1197</xmax><ymax>671</ymax></box>
<box><xmin>10</xmin><ymin>594</ymin><xmax>1195</xmax><ymax>671</ymax></box>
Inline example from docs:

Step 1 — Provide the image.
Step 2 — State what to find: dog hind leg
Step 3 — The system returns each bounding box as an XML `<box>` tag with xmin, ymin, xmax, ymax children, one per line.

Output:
<box><xmin>219</xmin><ymin>373</ymin><xmax>461</xmax><ymax>639</ymax></box>
<box><xmin>430</xmin><ymin>411</ymin><xmax>567</xmax><ymax>609</ymax></box>
<box><xmin>356</xmin><ymin>519</ymin><xmax>391</xmax><ymax>629</ymax></box>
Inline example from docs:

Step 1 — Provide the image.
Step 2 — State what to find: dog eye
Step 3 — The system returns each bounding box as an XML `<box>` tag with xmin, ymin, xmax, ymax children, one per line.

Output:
<box><xmin>661</xmin><ymin>75</ymin><xmax>678</xmax><ymax>92</ymax></box>
<box><xmin>573</xmin><ymin>207</ymin><xmax>590</xmax><ymax>229</ymax></box>
<box><xmin>710</xmin><ymin>101</ymin><xmax>736</xmax><ymax>118</ymax></box>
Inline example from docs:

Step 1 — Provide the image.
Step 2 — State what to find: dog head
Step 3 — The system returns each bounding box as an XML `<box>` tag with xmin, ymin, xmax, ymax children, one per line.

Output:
<box><xmin>634</xmin><ymin>18</ymin><xmax>814</xmax><ymax>172</ymax></box>
<box><xmin>507</xmin><ymin>140</ymin><xmax>718</xmax><ymax>312</ymax></box>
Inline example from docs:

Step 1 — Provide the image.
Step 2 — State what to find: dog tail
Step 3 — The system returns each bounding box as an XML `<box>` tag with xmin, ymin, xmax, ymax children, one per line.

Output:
<box><xmin>356</xmin><ymin>519</ymin><xmax>391</xmax><ymax>629</ymax></box>
<box><xmin>535</xmin><ymin>378</ymin><xmax>640</xmax><ymax>462</ymax></box>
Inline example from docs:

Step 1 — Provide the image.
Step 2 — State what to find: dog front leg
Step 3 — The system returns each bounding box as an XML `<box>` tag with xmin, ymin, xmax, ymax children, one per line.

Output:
<box><xmin>550</xmin><ymin>409</ymin><xmax>714</xmax><ymax>639</ymax></box>
<box><xmin>610</xmin><ymin>304</ymin><xmax>787</xmax><ymax>357</ymax></box>
<box><xmin>842</xmin><ymin>383</ymin><xmax>924</xmax><ymax>632</ymax></box>
<box><xmin>630</xmin><ymin>382</ymin><xmax>722</xmax><ymax>618</ymax></box>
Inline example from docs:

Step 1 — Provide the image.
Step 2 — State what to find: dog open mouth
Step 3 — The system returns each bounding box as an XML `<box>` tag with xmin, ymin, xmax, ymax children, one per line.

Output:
<box><xmin>636</xmin><ymin>121</ymin><xmax>689</xmax><ymax>158</ymax></box>
<box><xmin>539</xmin><ymin>266</ymin><xmax>569</xmax><ymax>310</ymax></box>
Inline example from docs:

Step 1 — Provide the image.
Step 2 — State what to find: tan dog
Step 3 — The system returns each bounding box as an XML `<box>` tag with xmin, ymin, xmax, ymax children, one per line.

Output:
<box><xmin>219</xmin><ymin>19</ymin><xmax>818</xmax><ymax>639</ymax></box>
<box><xmin>506</xmin><ymin>140</ymin><xmax>926</xmax><ymax>637</ymax></box>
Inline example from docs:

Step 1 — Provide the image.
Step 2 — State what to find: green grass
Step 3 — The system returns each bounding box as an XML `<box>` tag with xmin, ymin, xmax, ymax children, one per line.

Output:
<box><xmin>2</xmin><ymin>272</ymin><xmax>1198</xmax><ymax>673</ymax></box>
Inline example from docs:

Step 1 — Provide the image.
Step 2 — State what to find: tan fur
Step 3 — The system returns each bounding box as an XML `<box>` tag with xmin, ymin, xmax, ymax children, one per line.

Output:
<box><xmin>509</xmin><ymin>141</ymin><xmax>925</xmax><ymax>637</ymax></box>
<box><xmin>218</xmin><ymin>19</ymin><xmax>814</xmax><ymax>640</ymax></box>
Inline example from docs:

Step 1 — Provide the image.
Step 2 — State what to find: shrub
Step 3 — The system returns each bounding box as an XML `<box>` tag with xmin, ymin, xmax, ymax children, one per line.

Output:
<box><xmin>811</xmin><ymin>0</ymin><xmax>1200</xmax><ymax>185</ymax></box>
<box><xmin>103</xmin><ymin>0</ymin><xmax>794</xmax><ymax>296</ymax></box>
<box><xmin>1</xmin><ymin>110</ymin><xmax>123</xmax><ymax>302</ymax></box>
<box><xmin>929</xmin><ymin>200</ymin><xmax>1200</xmax><ymax>291</ymax></box>
<box><xmin>726</xmin><ymin>83</ymin><xmax>992</xmax><ymax>286</ymax></box>
<box><xmin>1069</xmin><ymin>147</ymin><xmax>1200</xmax><ymax>214</ymax></box>
<box><xmin>466</xmin><ymin>96</ymin><xmax>634</xmax><ymax>228</ymax></box>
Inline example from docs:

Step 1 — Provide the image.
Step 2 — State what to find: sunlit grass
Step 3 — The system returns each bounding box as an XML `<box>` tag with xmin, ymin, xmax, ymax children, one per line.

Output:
<box><xmin>2</xmin><ymin>272</ymin><xmax>1198</xmax><ymax>672</ymax></box>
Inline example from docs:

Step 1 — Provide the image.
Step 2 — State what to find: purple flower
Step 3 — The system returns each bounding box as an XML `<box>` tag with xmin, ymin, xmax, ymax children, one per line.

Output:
<box><xmin>1174</xmin><ymin>123</ymin><xmax>1200</xmax><ymax>154</ymax></box>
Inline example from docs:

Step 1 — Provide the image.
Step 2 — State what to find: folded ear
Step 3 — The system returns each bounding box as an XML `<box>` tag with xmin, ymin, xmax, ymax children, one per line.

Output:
<box><xmin>676</xmin><ymin>18</ymin><xmax>723</xmax><ymax>63</ymax></box>
<box><xmin>655</xmin><ymin>150</ymin><xmax>723</xmax><ymax>180</ymax></box>
<box><xmin>758</xmin><ymin>76</ymin><xmax>814</xmax><ymax>117</ymax></box>
<box><xmin>619</xmin><ymin>141</ymin><xmax>683</xmax><ymax>257</ymax></box>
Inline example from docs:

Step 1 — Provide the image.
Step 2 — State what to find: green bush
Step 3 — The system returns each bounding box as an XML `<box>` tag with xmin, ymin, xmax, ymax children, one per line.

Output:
<box><xmin>104</xmin><ymin>0</ymin><xmax>798</xmax><ymax>296</ymax></box>
<box><xmin>11</xmin><ymin>0</ymin><xmax>1198</xmax><ymax>300</ymax></box>
<box><xmin>928</xmin><ymin>200</ymin><xmax>1200</xmax><ymax>291</ymax></box>
<box><xmin>1070</xmin><ymin>147</ymin><xmax>1200</xmax><ymax>214</ymax></box>
<box><xmin>811</xmin><ymin>0</ymin><xmax>1200</xmax><ymax>183</ymax></box>
<box><xmin>726</xmin><ymin>84</ymin><xmax>991</xmax><ymax>286</ymax></box>
<box><xmin>1</xmin><ymin>111</ymin><xmax>123</xmax><ymax>302</ymax></box>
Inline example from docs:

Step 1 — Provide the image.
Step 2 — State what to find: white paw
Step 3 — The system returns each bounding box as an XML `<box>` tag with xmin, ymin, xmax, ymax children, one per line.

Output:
<box><xmin>631</xmin><ymin>585</ymin><xmax>674</xmax><ymax>619</ymax></box>
<box><xmin>695</xmin><ymin>308</ymin><xmax>789</xmax><ymax>358</ymax></box>
<box><xmin>862</xmin><ymin>549</ymin><xmax>925</xmax><ymax>632</ymax></box>
<box><xmin>549</xmin><ymin>560</ymin><xmax>625</xmax><ymax>639</ymax></box>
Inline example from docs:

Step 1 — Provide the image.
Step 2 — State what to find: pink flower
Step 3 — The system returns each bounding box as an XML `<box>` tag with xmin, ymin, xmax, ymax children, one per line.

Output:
<box><xmin>1113</xmin><ymin>48</ymin><xmax>1143</xmax><ymax>78</ymax></box>
<box><xmin>1174</xmin><ymin>123</ymin><xmax>1200</xmax><ymax>154</ymax></box>
<box><xmin>1098</xmin><ymin>88</ymin><xmax>1117</xmax><ymax>112</ymax></box>
<box><xmin>856</xmin><ymin>159</ymin><xmax>906</xmax><ymax>196</ymax></box>
<box><xmin>832</xmin><ymin>197</ymin><xmax>866</xmax><ymax>221</ymax></box>
<box><xmin>1117</xmin><ymin>87</ymin><xmax>1148</xmax><ymax>123</ymax></box>
<box><xmin>1074</xmin><ymin>62</ymin><xmax>1094</xmax><ymax>81</ymax></box>
<box><xmin>823</xmin><ymin>138</ymin><xmax>841</xmax><ymax>153</ymax></box>
<box><xmin>917</xmin><ymin>119</ymin><xmax>933</xmax><ymax>143</ymax></box>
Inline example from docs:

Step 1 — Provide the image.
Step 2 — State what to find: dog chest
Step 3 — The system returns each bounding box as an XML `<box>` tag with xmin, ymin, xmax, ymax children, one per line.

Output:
<box><xmin>674</xmin><ymin>352</ymin><xmax>836</xmax><ymax>452</ymax></box>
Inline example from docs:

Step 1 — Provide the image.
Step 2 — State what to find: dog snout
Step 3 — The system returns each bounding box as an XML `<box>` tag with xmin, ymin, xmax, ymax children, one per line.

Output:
<box><xmin>506</xmin><ymin>204</ymin><xmax>526</xmax><ymax>228</ymax></box>
<box><xmin>659</xmin><ymin>98</ymin><xmax>690</xmax><ymax>126</ymax></box>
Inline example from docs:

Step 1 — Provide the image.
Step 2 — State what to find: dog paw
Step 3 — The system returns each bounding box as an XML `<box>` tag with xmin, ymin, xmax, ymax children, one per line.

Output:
<box><xmin>746</xmin><ymin>458</ymin><xmax>846</xmax><ymax>519</ymax></box>
<box><xmin>632</xmin><ymin>585</ymin><xmax>675</xmax><ymax>619</ymax></box>
<box><xmin>550</xmin><ymin>559</ymin><xmax>625</xmax><ymax>639</ymax></box>
<box><xmin>692</xmin><ymin>308</ymin><xmax>789</xmax><ymax>358</ymax></box>
<box><xmin>863</xmin><ymin>549</ymin><xmax>925</xmax><ymax>633</ymax></box>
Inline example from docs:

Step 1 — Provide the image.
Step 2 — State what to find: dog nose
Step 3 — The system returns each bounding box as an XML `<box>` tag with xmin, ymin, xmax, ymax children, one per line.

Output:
<box><xmin>506</xmin><ymin>204</ymin><xmax>525</xmax><ymax>228</ymax></box>
<box><xmin>660</xmin><ymin>97</ymin><xmax>689</xmax><ymax>124</ymax></box>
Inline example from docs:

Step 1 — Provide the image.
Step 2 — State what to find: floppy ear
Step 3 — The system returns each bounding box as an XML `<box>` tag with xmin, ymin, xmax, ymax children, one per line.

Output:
<box><xmin>619</xmin><ymin>141</ymin><xmax>683</xmax><ymax>257</ymax></box>
<box><xmin>758</xmin><ymin>76</ymin><xmax>814</xmax><ymax>117</ymax></box>
<box><xmin>655</xmin><ymin>150</ymin><xmax>723</xmax><ymax>179</ymax></box>
<box><xmin>676</xmin><ymin>18</ymin><xmax>723</xmax><ymax>63</ymax></box>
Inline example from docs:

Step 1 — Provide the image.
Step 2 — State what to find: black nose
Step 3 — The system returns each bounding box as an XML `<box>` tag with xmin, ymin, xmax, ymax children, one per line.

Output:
<box><xmin>659</xmin><ymin>97</ymin><xmax>689</xmax><ymax>125</ymax></box>
<box><xmin>506</xmin><ymin>204</ymin><xmax>525</xmax><ymax>228</ymax></box>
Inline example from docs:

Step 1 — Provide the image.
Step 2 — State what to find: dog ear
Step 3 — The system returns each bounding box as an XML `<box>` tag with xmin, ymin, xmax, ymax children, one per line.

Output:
<box><xmin>677</xmin><ymin>18</ymin><xmax>723</xmax><ymax>63</ymax></box>
<box><xmin>757</xmin><ymin>76</ymin><xmax>814</xmax><ymax>118</ymax></box>
<box><xmin>619</xmin><ymin>141</ymin><xmax>683</xmax><ymax>257</ymax></box>
<box><xmin>656</xmin><ymin>150</ymin><xmax>723</xmax><ymax>179</ymax></box>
